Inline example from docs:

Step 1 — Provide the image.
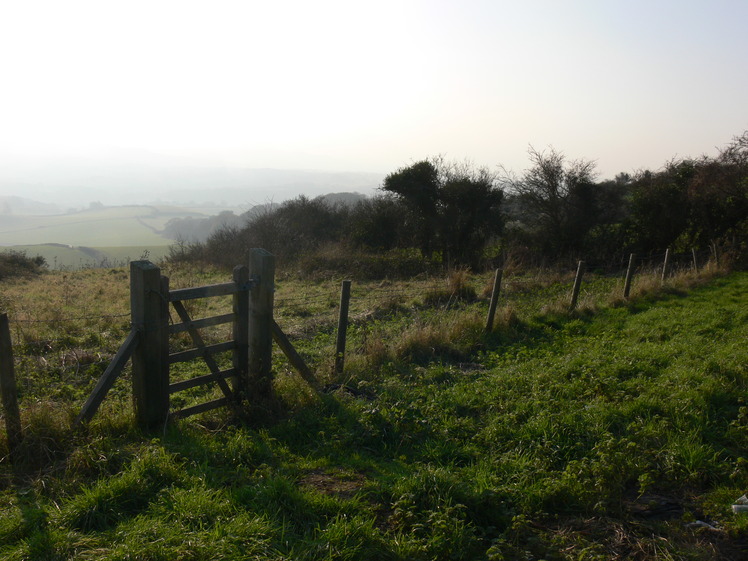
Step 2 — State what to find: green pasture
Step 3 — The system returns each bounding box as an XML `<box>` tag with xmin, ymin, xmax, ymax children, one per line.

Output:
<box><xmin>0</xmin><ymin>269</ymin><xmax>746</xmax><ymax>559</ymax></box>
<box><xmin>7</xmin><ymin>244</ymin><xmax>170</xmax><ymax>269</ymax></box>
<box><xmin>0</xmin><ymin>205</ymin><xmax>194</xmax><ymax>247</ymax></box>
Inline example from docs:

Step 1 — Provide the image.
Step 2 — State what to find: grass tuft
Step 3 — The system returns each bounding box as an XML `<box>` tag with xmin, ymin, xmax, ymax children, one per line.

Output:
<box><xmin>423</xmin><ymin>268</ymin><xmax>477</xmax><ymax>307</ymax></box>
<box><xmin>58</xmin><ymin>447</ymin><xmax>186</xmax><ymax>532</ymax></box>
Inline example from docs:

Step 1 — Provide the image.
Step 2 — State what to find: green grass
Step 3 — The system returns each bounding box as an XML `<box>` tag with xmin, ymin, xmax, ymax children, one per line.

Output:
<box><xmin>8</xmin><ymin>244</ymin><xmax>170</xmax><ymax>270</ymax></box>
<box><xmin>1</xmin><ymin>266</ymin><xmax>746</xmax><ymax>559</ymax></box>
<box><xmin>0</xmin><ymin>206</ymin><xmax>175</xmax><ymax>246</ymax></box>
<box><xmin>0</xmin><ymin>203</ymin><xmax>222</xmax><ymax>249</ymax></box>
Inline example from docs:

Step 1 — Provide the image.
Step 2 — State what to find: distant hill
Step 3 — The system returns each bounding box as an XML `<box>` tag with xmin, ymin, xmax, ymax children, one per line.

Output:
<box><xmin>0</xmin><ymin>160</ymin><xmax>384</xmax><ymax>208</ymax></box>
<box><xmin>0</xmin><ymin>195</ymin><xmax>62</xmax><ymax>215</ymax></box>
<box><xmin>316</xmin><ymin>192</ymin><xmax>369</xmax><ymax>206</ymax></box>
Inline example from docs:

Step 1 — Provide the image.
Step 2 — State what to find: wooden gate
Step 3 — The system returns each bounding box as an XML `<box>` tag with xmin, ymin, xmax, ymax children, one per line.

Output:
<box><xmin>76</xmin><ymin>248</ymin><xmax>317</xmax><ymax>430</ymax></box>
<box><xmin>165</xmin><ymin>264</ymin><xmax>253</xmax><ymax>420</ymax></box>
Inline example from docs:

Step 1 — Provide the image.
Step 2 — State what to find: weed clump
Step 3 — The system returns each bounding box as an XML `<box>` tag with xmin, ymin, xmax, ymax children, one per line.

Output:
<box><xmin>59</xmin><ymin>447</ymin><xmax>187</xmax><ymax>532</ymax></box>
<box><xmin>0</xmin><ymin>250</ymin><xmax>46</xmax><ymax>281</ymax></box>
<box><xmin>423</xmin><ymin>269</ymin><xmax>477</xmax><ymax>307</ymax></box>
<box><xmin>3</xmin><ymin>402</ymin><xmax>76</xmax><ymax>473</ymax></box>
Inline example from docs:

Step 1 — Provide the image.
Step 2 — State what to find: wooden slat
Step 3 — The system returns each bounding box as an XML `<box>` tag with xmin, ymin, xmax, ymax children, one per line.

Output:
<box><xmin>169</xmin><ymin>341</ymin><xmax>236</xmax><ymax>364</ymax></box>
<box><xmin>232</xmin><ymin>265</ymin><xmax>249</xmax><ymax>397</ymax></box>
<box><xmin>76</xmin><ymin>330</ymin><xmax>138</xmax><ymax>424</ymax></box>
<box><xmin>169</xmin><ymin>282</ymin><xmax>238</xmax><ymax>302</ymax></box>
<box><xmin>169</xmin><ymin>368</ymin><xmax>236</xmax><ymax>394</ymax></box>
<box><xmin>272</xmin><ymin>320</ymin><xmax>321</xmax><ymax>391</ymax></box>
<box><xmin>170</xmin><ymin>397</ymin><xmax>230</xmax><ymax>419</ymax></box>
<box><xmin>169</xmin><ymin>313</ymin><xmax>234</xmax><ymax>334</ymax></box>
<box><xmin>170</xmin><ymin>300</ymin><xmax>236</xmax><ymax>403</ymax></box>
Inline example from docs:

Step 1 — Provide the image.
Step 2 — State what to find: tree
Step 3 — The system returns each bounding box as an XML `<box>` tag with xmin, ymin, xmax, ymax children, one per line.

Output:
<box><xmin>347</xmin><ymin>195</ymin><xmax>409</xmax><ymax>251</ymax></box>
<box><xmin>381</xmin><ymin>160</ymin><xmax>440</xmax><ymax>258</ymax></box>
<box><xmin>583</xmin><ymin>173</ymin><xmax>632</xmax><ymax>261</ymax></box>
<box><xmin>381</xmin><ymin>158</ymin><xmax>504</xmax><ymax>268</ymax></box>
<box><xmin>509</xmin><ymin>146</ymin><xmax>598</xmax><ymax>257</ymax></box>
<box><xmin>625</xmin><ymin>132</ymin><xmax>748</xmax><ymax>256</ymax></box>
<box><xmin>687</xmin><ymin>132</ymin><xmax>748</xmax><ymax>248</ymax></box>
<box><xmin>627</xmin><ymin>160</ymin><xmax>698</xmax><ymax>253</ymax></box>
<box><xmin>196</xmin><ymin>195</ymin><xmax>351</xmax><ymax>267</ymax></box>
<box><xmin>438</xmin><ymin>161</ymin><xmax>504</xmax><ymax>268</ymax></box>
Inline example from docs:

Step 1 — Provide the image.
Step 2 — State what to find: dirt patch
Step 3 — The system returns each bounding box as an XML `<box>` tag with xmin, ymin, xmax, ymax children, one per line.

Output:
<box><xmin>299</xmin><ymin>469</ymin><xmax>367</xmax><ymax>500</ymax></box>
<box><xmin>627</xmin><ymin>494</ymin><xmax>686</xmax><ymax>520</ymax></box>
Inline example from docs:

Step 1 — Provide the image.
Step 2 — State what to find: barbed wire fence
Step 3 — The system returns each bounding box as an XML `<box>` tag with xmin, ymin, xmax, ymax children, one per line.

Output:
<box><xmin>1</xmin><ymin>246</ymin><xmax>719</xmax><ymax>433</ymax></box>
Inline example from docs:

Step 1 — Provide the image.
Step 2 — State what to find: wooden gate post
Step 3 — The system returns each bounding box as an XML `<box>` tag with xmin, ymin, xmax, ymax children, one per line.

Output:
<box><xmin>130</xmin><ymin>261</ymin><xmax>169</xmax><ymax>430</ymax></box>
<box><xmin>570</xmin><ymin>260</ymin><xmax>585</xmax><ymax>310</ymax></box>
<box><xmin>0</xmin><ymin>313</ymin><xmax>22</xmax><ymax>454</ymax></box>
<box><xmin>334</xmin><ymin>280</ymin><xmax>352</xmax><ymax>375</ymax></box>
<box><xmin>485</xmin><ymin>268</ymin><xmax>503</xmax><ymax>332</ymax></box>
<box><xmin>248</xmin><ymin>249</ymin><xmax>275</xmax><ymax>404</ymax></box>
<box><xmin>661</xmin><ymin>248</ymin><xmax>671</xmax><ymax>284</ymax></box>
<box><xmin>623</xmin><ymin>253</ymin><xmax>636</xmax><ymax>299</ymax></box>
<box><xmin>232</xmin><ymin>265</ymin><xmax>250</xmax><ymax>400</ymax></box>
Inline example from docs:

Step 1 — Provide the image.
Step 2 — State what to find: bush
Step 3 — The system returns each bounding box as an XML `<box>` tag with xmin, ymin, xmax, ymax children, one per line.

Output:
<box><xmin>0</xmin><ymin>250</ymin><xmax>46</xmax><ymax>280</ymax></box>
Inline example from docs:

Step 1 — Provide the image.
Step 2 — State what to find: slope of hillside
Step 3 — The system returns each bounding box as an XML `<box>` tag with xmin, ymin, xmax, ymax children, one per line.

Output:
<box><xmin>7</xmin><ymin>244</ymin><xmax>170</xmax><ymax>269</ymax></box>
<box><xmin>0</xmin><ymin>205</ymin><xmax>203</xmax><ymax>246</ymax></box>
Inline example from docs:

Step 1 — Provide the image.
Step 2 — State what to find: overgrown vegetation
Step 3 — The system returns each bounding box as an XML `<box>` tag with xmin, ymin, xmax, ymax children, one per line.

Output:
<box><xmin>1</xmin><ymin>256</ymin><xmax>747</xmax><ymax>559</ymax></box>
<box><xmin>168</xmin><ymin>131</ymin><xmax>748</xmax><ymax>275</ymax></box>
<box><xmin>0</xmin><ymin>250</ymin><xmax>46</xmax><ymax>281</ymax></box>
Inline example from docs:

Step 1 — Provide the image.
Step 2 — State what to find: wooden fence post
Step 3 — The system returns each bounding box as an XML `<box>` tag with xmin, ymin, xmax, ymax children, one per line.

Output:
<box><xmin>661</xmin><ymin>248</ymin><xmax>671</xmax><ymax>284</ymax></box>
<box><xmin>692</xmin><ymin>248</ymin><xmax>698</xmax><ymax>272</ymax></box>
<box><xmin>485</xmin><ymin>268</ymin><xmax>503</xmax><ymax>332</ymax></box>
<box><xmin>0</xmin><ymin>313</ymin><xmax>22</xmax><ymax>454</ymax></box>
<box><xmin>570</xmin><ymin>261</ymin><xmax>585</xmax><ymax>310</ymax></box>
<box><xmin>623</xmin><ymin>253</ymin><xmax>636</xmax><ymax>299</ymax></box>
<box><xmin>233</xmin><ymin>265</ymin><xmax>250</xmax><ymax>400</ymax></box>
<box><xmin>334</xmin><ymin>280</ymin><xmax>352</xmax><ymax>375</ymax></box>
<box><xmin>130</xmin><ymin>261</ymin><xmax>169</xmax><ymax>430</ymax></box>
<box><xmin>248</xmin><ymin>249</ymin><xmax>275</xmax><ymax>404</ymax></box>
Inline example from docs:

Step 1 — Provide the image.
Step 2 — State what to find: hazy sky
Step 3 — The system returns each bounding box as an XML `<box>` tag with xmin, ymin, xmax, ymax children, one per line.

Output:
<box><xmin>2</xmin><ymin>0</ymin><xmax>747</xmax><ymax>192</ymax></box>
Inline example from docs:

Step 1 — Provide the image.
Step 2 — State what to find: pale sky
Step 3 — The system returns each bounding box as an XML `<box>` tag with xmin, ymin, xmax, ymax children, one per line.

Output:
<box><xmin>1</xmin><ymin>0</ymin><xmax>747</xmax><ymax>195</ymax></box>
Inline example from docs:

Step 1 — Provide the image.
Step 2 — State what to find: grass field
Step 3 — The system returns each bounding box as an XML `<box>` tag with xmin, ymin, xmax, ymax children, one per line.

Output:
<box><xmin>0</xmin><ymin>203</ymin><xmax>236</xmax><ymax>250</ymax></box>
<box><xmin>0</xmin><ymin>264</ymin><xmax>747</xmax><ymax>559</ymax></box>
<box><xmin>0</xmin><ymin>202</ymin><xmax>241</xmax><ymax>269</ymax></box>
<box><xmin>7</xmin><ymin>244</ymin><xmax>171</xmax><ymax>270</ymax></box>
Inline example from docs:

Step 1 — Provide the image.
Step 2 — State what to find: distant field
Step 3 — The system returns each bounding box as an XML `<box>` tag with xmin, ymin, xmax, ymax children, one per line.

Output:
<box><xmin>0</xmin><ymin>204</ymin><xmax>210</xmax><ymax>247</ymax></box>
<box><xmin>6</xmin><ymin>243</ymin><xmax>171</xmax><ymax>269</ymax></box>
